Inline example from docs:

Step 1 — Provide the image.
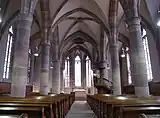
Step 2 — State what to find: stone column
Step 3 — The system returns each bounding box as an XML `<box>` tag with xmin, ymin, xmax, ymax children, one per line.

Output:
<box><xmin>127</xmin><ymin>18</ymin><xmax>149</xmax><ymax>97</ymax></box>
<box><xmin>110</xmin><ymin>44</ymin><xmax>122</xmax><ymax>95</ymax></box>
<box><xmin>49</xmin><ymin>67</ymin><xmax>52</xmax><ymax>93</ymax></box>
<box><xmin>69</xmin><ymin>56</ymin><xmax>75</xmax><ymax>89</ymax></box>
<box><xmin>11</xmin><ymin>0</ymin><xmax>38</xmax><ymax>97</ymax></box>
<box><xmin>40</xmin><ymin>42</ymin><xmax>50</xmax><ymax>95</ymax></box>
<box><xmin>29</xmin><ymin>54</ymin><xmax>35</xmax><ymax>85</ymax></box>
<box><xmin>109</xmin><ymin>0</ymin><xmax>121</xmax><ymax>95</ymax></box>
<box><xmin>33</xmin><ymin>55</ymin><xmax>41</xmax><ymax>92</ymax></box>
<box><xmin>120</xmin><ymin>52</ymin><xmax>128</xmax><ymax>93</ymax></box>
<box><xmin>52</xmin><ymin>60</ymin><xmax>61</xmax><ymax>93</ymax></box>
<box><xmin>81</xmin><ymin>59</ymin><xmax>86</xmax><ymax>88</ymax></box>
<box><xmin>60</xmin><ymin>62</ymin><xmax>65</xmax><ymax>92</ymax></box>
<box><xmin>60</xmin><ymin>67</ymin><xmax>65</xmax><ymax>93</ymax></box>
<box><xmin>40</xmin><ymin>0</ymin><xmax>50</xmax><ymax>95</ymax></box>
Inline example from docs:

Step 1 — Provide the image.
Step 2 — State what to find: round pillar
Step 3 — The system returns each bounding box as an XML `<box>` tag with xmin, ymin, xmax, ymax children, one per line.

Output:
<box><xmin>40</xmin><ymin>42</ymin><xmax>50</xmax><ymax>95</ymax></box>
<box><xmin>110</xmin><ymin>44</ymin><xmax>122</xmax><ymax>95</ymax></box>
<box><xmin>11</xmin><ymin>14</ymin><xmax>33</xmax><ymax>97</ymax></box>
<box><xmin>127</xmin><ymin>18</ymin><xmax>150</xmax><ymax>97</ymax></box>
<box><xmin>52</xmin><ymin>60</ymin><xmax>61</xmax><ymax>94</ymax></box>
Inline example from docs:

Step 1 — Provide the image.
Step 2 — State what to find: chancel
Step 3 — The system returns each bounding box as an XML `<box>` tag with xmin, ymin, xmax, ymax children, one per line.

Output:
<box><xmin>0</xmin><ymin>0</ymin><xmax>160</xmax><ymax>118</ymax></box>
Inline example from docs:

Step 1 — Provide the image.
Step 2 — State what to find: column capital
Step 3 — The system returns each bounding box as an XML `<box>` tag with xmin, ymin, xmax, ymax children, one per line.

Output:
<box><xmin>41</xmin><ymin>41</ymin><xmax>51</xmax><ymax>47</ymax></box>
<box><xmin>99</xmin><ymin>60</ymin><xmax>108</xmax><ymax>64</ymax></box>
<box><xmin>120</xmin><ymin>0</ymin><xmax>140</xmax><ymax>21</ymax></box>
<box><xmin>17</xmin><ymin>13</ymin><xmax>33</xmax><ymax>31</ymax></box>
<box><xmin>98</xmin><ymin>60</ymin><xmax>108</xmax><ymax>70</ymax></box>
<box><xmin>18</xmin><ymin>13</ymin><xmax>33</xmax><ymax>21</ymax></box>
<box><xmin>52</xmin><ymin>60</ymin><xmax>61</xmax><ymax>63</ymax></box>
<box><xmin>20</xmin><ymin>0</ymin><xmax>38</xmax><ymax>15</ymax></box>
<box><xmin>81</xmin><ymin>59</ymin><xmax>86</xmax><ymax>63</ymax></box>
<box><xmin>126</xmin><ymin>17</ymin><xmax>141</xmax><ymax>27</ymax></box>
<box><xmin>110</xmin><ymin>43</ymin><xmax>118</xmax><ymax>49</ymax></box>
<box><xmin>126</xmin><ymin>17</ymin><xmax>141</xmax><ymax>33</ymax></box>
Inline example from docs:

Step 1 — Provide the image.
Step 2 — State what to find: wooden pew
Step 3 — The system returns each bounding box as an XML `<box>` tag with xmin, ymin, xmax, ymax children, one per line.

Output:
<box><xmin>87</xmin><ymin>94</ymin><xmax>160</xmax><ymax>118</ymax></box>
<box><xmin>0</xmin><ymin>114</ymin><xmax>28</xmax><ymax>118</ymax></box>
<box><xmin>87</xmin><ymin>94</ymin><xmax>136</xmax><ymax>117</ymax></box>
<box><xmin>27</xmin><ymin>92</ymin><xmax>75</xmax><ymax>117</ymax></box>
<box><xmin>112</xmin><ymin>97</ymin><xmax>160</xmax><ymax>118</ymax></box>
<box><xmin>0</xmin><ymin>93</ymin><xmax>75</xmax><ymax>118</ymax></box>
<box><xmin>0</xmin><ymin>96</ymin><xmax>53</xmax><ymax>118</ymax></box>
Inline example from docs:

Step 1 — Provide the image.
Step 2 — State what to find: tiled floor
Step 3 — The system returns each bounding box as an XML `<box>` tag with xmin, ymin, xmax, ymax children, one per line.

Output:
<box><xmin>65</xmin><ymin>101</ymin><xmax>97</xmax><ymax>118</ymax></box>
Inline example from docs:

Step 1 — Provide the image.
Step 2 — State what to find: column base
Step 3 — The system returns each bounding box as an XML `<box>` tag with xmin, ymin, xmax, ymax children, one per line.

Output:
<box><xmin>135</xmin><ymin>87</ymin><xmax>150</xmax><ymax>97</ymax></box>
<box><xmin>52</xmin><ymin>83</ymin><xmax>60</xmax><ymax>94</ymax></box>
<box><xmin>113</xmin><ymin>89</ymin><xmax>121</xmax><ymax>95</ymax></box>
<box><xmin>40</xmin><ymin>72</ymin><xmax>49</xmax><ymax>95</ymax></box>
<box><xmin>11</xmin><ymin>76</ymin><xmax>26</xmax><ymax>97</ymax></box>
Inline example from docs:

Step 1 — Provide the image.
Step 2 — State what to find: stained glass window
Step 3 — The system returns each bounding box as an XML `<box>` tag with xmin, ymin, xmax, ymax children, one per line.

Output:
<box><xmin>142</xmin><ymin>28</ymin><xmax>153</xmax><ymax>81</ymax></box>
<box><xmin>3</xmin><ymin>26</ymin><xmax>14</xmax><ymax>79</ymax></box>
<box><xmin>86</xmin><ymin>56</ymin><xmax>93</xmax><ymax>87</ymax></box>
<box><xmin>64</xmin><ymin>57</ymin><xmax>70</xmax><ymax>87</ymax></box>
<box><xmin>75</xmin><ymin>56</ymin><xmax>81</xmax><ymax>86</ymax></box>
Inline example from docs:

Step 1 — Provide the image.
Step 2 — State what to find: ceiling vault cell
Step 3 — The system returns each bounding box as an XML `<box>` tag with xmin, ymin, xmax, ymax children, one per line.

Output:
<box><xmin>63</xmin><ymin>45</ymin><xmax>92</xmax><ymax>61</ymax></box>
<box><xmin>59</xmin><ymin>31</ymin><xmax>99</xmax><ymax>61</ymax></box>
<box><xmin>50</xmin><ymin>8</ymin><xmax>109</xmax><ymax>33</ymax></box>
<box><xmin>59</xmin><ymin>31</ymin><xmax>98</xmax><ymax>54</ymax></box>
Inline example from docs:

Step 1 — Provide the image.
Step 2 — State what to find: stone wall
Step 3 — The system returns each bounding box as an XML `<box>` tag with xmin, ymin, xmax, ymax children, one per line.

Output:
<box><xmin>0</xmin><ymin>82</ymin><xmax>32</xmax><ymax>95</ymax></box>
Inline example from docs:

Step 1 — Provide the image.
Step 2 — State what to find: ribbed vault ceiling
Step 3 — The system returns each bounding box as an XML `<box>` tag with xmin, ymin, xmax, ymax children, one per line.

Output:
<box><xmin>48</xmin><ymin>0</ymin><xmax>122</xmax><ymax>60</ymax></box>
<box><xmin>1</xmin><ymin>0</ymin><xmax>159</xmax><ymax>60</ymax></box>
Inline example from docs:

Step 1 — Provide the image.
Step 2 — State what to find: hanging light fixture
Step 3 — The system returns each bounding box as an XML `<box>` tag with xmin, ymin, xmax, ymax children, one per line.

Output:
<box><xmin>50</xmin><ymin>62</ymin><xmax>53</xmax><ymax>69</ymax></box>
<box><xmin>34</xmin><ymin>53</ymin><xmax>39</xmax><ymax>57</ymax></box>
<box><xmin>157</xmin><ymin>5</ymin><xmax>160</xmax><ymax>26</ymax></box>
<box><xmin>34</xmin><ymin>46</ymin><xmax>39</xmax><ymax>57</ymax></box>
<box><xmin>107</xmin><ymin>63</ymin><xmax>110</xmax><ymax>69</ymax></box>
<box><xmin>0</xmin><ymin>8</ymin><xmax>2</xmax><ymax>23</ymax></box>
<box><xmin>121</xmin><ymin>48</ymin><xmax>125</xmax><ymax>58</ymax></box>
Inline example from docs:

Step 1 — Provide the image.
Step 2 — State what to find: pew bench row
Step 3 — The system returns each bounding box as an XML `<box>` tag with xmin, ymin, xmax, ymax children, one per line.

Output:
<box><xmin>0</xmin><ymin>92</ymin><xmax>75</xmax><ymax>118</ymax></box>
<box><xmin>87</xmin><ymin>94</ymin><xmax>160</xmax><ymax>118</ymax></box>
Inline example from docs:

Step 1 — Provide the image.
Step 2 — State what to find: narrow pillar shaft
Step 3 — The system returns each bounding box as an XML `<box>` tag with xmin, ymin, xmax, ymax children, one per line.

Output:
<box><xmin>33</xmin><ymin>56</ymin><xmax>41</xmax><ymax>92</ymax></box>
<box><xmin>40</xmin><ymin>43</ymin><xmax>50</xmax><ymax>95</ymax></box>
<box><xmin>52</xmin><ymin>61</ymin><xmax>61</xmax><ymax>93</ymax></box>
<box><xmin>128</xmin><ymin>18</ymin><xmax>149</xmax><ymax>97</ymax></box>
<box><xmin>120</xmin><ymin>54</ymin><xmax>128</xmax><ymax>92</ymax></box>
<box><xmin>49</xmin><ymin>68</ymin><xmax>52</xmax><ymax>92</ymax></box>
<box><xmin>110</xmin><ymin>44</ymin><xmax>122</xmax><ymax>95</ymax></box>
<box><xmin>70</xmin><ymin>58</ymin><xmax>75</xmax><ymax>88</ymax></box>
<box><xmin>81</xmin><ymin>60</ymin><xmax>86</xmax><ymax>87</ymax></box>
<box><xmin>11</xmin><ymin>14</ymin><xmax>33</xmax><ymax>97</ymax></box>
<box><xmin>60</xmin><ymin>68</ymin><xmax>64</xmax><ymax>92</ymax></box>
<box><xmin>29</xmin><ymin>54</ymin><xmax>35</xmax><ymax>85</ymax></box>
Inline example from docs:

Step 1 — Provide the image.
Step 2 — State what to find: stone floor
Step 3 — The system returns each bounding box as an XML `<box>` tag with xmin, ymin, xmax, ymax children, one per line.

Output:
<box><xmin>65</xmin><ymin>101</ymin><xmax>97</xmax><ymax>118</ymax></box>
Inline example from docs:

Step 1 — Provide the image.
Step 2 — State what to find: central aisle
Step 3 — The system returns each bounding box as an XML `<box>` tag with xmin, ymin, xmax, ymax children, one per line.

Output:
<box><xmin>65</xmin><ymin>101</ymin><xmax>97</xmax><ymax>118</ymax></box>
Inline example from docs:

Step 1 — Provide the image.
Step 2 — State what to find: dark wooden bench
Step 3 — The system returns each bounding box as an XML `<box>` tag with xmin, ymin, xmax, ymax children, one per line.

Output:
<box><xmin>0</xmin><ymin>114</ymin><xmax>28</xmax><ymax>118</ymax></box>
<box><xmin>0</xmin><ymin>93</ymin><xmax>75</xmax><ymax>118</ymax></box>
<box><xmin>87</xmin><ymin>94</ymin><xmax>160</xmax><ymax>118</ymax></box>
